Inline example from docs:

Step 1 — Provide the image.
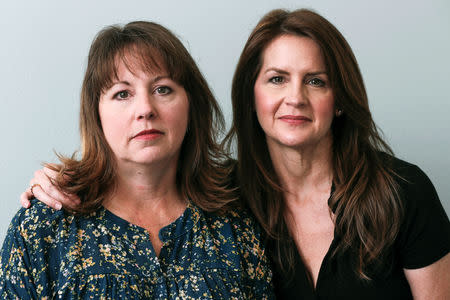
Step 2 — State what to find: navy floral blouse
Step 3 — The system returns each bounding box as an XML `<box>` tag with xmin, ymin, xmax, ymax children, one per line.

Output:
<box><xmin>0</xmin><ymin>200</ymin><xmax>273</xmax><ymax>299</ymax></box>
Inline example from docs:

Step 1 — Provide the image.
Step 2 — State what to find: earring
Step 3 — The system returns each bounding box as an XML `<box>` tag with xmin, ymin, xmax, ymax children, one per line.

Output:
<box><xmin>335</xmin><ymin>109</ymin><xmax>343</xmax><ymax>117</ymax></box>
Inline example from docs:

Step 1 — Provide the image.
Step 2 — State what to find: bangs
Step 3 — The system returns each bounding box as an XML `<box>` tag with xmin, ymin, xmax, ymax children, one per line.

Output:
<box><xmin>120</xmin><ymin>44</ymin><xmax>165</xmax><ymax>81</ymax></box>
<box><xmin>89</xmin><ymin>32</ymin><xmax>184</xmax><ymax>97</ymax></box>
<box><xmin>95</xmin><ymin>44</ymin><xmax>167</xmax><ymax>94</ymax></box>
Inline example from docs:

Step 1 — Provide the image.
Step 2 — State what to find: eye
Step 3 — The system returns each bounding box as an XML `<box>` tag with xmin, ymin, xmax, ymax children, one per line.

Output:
<box><xmin>155</xmin><ymin>86</ymin><xmax>172</xmax><ymax>95</ymax></box>
<box><xmin>269</xmin><ymin>76</ymin><xmax>285</xmax><ymax>84</ymax></box>
<box><xmin>113</xmin><ymin>90</ymin><xmax>130</xmax><ymax>100</ymax></box>
<box><xmin>307</xmin><ymin>78</ymin><xmax>325</xmax><ymax>87</ymax></box>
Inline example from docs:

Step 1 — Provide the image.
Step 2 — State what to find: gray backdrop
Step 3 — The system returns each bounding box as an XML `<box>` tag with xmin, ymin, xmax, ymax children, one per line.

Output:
<box><xmin>1</xmin><ymin>0</ymin><xmax>449</xmax><ymax>244</ymax></box>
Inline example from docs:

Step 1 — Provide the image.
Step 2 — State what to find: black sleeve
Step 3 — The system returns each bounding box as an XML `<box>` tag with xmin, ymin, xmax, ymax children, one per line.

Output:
<box><xmin>395</xmin><ymin>163</ymin><xmax>450</xmax><ymax>269</ymax></box>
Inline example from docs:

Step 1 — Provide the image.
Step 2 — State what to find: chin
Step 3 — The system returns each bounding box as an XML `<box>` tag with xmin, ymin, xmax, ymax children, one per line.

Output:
<box><xmin>278</xmin><ymin>134</ymin><xmax>330</xmax><ymax>149</ymax></box>
<box><xmin>120</xmin><ymin>152</ymin><xmax>167</xmax><ymax>165</ymax></box>
<box><xmin>279</xmin><ymin>135</ymin><xmax>310</xmax><ymax>147</ymax></box>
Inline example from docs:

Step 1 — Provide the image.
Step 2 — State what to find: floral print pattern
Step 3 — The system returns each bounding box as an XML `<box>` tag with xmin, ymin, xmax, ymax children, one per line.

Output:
<box><xmin>0</xmin><ymin>200</ymin><xmax>273</xmax><ymax>299</ymax></box>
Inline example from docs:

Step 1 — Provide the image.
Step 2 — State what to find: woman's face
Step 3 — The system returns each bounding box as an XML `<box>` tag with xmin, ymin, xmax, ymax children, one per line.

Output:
<box><xmin>99</xmin><ymin>58</ymin><xmax>189</xmax><ymax>167</ymax></box>
<box><xmin>254</xmin><ymin>34</ymin><xmax>335</xmax><ymax>151</ymax></box>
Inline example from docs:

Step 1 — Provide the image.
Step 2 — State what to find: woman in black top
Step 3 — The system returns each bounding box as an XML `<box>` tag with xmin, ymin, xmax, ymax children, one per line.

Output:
<box><xmin>21</xmin><ymin>8</ymin><xmax>450</xmax><ymax>299</ymax></box>
<box><xmin>226</xmin><ymin>8</ymin><xmax>450</xmax><ymax>299</ymax></box>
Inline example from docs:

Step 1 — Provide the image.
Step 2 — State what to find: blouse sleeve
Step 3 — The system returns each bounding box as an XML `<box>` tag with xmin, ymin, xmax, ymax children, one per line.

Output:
<box><xmin>396</xmin><ymin>163</ymin><xmax>450</xmax><ymax>269</ymax></box>
<box><xmin>230</xmin><ymin>209</ymin><xmax>274</xmax><ymax>299</ymax></box>
<box><xmin>0</xmin><ymin>210</ymin><xmax>37</xmax><ymax>299</ymax></box>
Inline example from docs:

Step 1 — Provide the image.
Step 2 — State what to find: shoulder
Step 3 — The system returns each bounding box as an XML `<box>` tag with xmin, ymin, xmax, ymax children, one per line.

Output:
<box><xmin>387</xmin><ymin>155</ymin><xmax>442</xmax><ymax>211</ymax></box>
<box><xmin>379</xmin><ymin>152</ymin><xmax>421</xmax><ymax>177</ymax></box>
<box><xmin>12</xmin><ymin>199</ymin><xmax>68</xmax><ymax>238</ymax></box>
<box><xmin>5</xmin><ymin>199</ymin><xmax>86</xmax><ymax>250</ymax></box>
<box><xmin>0</xmin><ymin>200</ymin><xmax>67</xmax><ymax>296</ymax></box>
<box><xmin>378</xmin><ymin>153</ymin><xmax>439</xmax><ymax>204</ymax></box>
<box><xmin>202</xmin><ymin>204</ymin><xmax>265</xmax><ymax>253</ymax></box>
<box><xmin>388</xmin><ymin>155</ymin><xmax>431</xmax><ymax>185</ymax></box>
<box><xmin>385</xmin><ymin>155</ymin><xmax>450</xmax><ymax>268</ymax></box>
<box><xmin>204</xmin><ymin>205</ymin><xmax>262</xmax><ymax>240</ymax></box>
<box><xmin>203</xmin><ymin>206</ymin><xmax>269</xmax><ymax>265</ymax></box>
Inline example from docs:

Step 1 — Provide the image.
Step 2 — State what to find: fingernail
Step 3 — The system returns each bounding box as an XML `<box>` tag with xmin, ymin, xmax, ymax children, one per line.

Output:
<box><xmin>55</xmin><ymin>203</ymin><xmax>62</xmax><ymax>210</ymax></box>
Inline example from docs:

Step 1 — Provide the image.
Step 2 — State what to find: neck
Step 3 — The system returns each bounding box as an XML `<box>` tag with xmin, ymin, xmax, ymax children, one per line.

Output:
<box><xmin>268</xmin><ymin>135</ymin><xmax>334</xmax><ymax>205</ymax></box>
<box><xmin>103</xmin><ymin>158</ymin><xmax>186</xmax><ymax>229</ymax></box>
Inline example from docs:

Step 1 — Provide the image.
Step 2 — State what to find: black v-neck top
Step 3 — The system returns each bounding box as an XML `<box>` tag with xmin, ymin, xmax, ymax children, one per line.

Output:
<box><xmin>272</xmin><ymin>156</ymin><xmax>450</xmax><ymax>299</ymax></box>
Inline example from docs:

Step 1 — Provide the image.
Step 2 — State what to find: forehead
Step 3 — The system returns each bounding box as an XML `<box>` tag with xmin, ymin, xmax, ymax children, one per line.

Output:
<box><xmin>99</xmin><ymin>45</ymin><xmax>169</xmax><ymax>92</ymax></box>
<box><xmin>261</xmin><ymin>34</ymin><xmax>326</xmax><ymax>70</ymax></box>
<box><xmin>113</xmin><ymin>52</ymin><xmax>167</xmax><ymax>80</ymax></box>
<box><xmin>115</xmin><ymin>46</ymin><xmax>167</xmax><ymax>76</ymax></box>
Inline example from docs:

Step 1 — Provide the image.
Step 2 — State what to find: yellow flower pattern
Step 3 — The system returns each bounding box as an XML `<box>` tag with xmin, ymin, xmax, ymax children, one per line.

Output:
<box><xmin>0</xmin><ymin>200</ymin><xmax>273</xmax><ymax>299</ymax></box>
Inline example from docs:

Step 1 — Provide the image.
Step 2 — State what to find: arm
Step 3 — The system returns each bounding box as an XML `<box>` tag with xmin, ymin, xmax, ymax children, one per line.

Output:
<box><xmin>404</xmin><ymin>252</ymin><xmax>450</xmax><ymax>300</ymax></box>
<box><xmin>0</xmin><ymin>213</ymin><xmax>37</xmax><ymax>299</ymax></box>
<box><xmin>20</xmin><ymin>165</ymin><xmax>80</xmax><ymax>210</ymax></box>
<box><xmin>396</xmin><ymin>163</ymin><xmax>450</xmax><ymax>299</ymax></box>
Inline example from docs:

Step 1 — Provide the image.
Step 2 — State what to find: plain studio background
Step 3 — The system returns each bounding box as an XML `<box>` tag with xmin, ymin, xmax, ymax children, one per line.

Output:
<box><xmin>0</xmin><ymin>0</ymin><xmax>449</xmax><ymax>244</ymax></box>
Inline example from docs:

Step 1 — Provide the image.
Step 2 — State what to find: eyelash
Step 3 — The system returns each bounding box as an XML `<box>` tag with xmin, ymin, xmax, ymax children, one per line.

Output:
<box><xmin>112</xmin><ymin>85</ymin><xmax>173</xmax><ymax>100</ymax></box>
<box><xmin>154</xmin><ymin>86</ymin><xmax>172</xmax><ymax>95</ymax></box>
<box><xmin>307</xmin><ymin>78</ymin><xmax>326</xmax><ymax>87</ymax></box>
<box><xmin>113</xmin><ymin>90</ymin><xmax>130</xmax><ymax>100</ymax></box>
<box><xmin>269</xmin><ymin>76</ymin><xmax>285</xmax><ymax>84</ymax></box>
<box><xmin>268</xmin><ymin>76</ymin><xmax>326</xmax><ymax>87</ymax></box>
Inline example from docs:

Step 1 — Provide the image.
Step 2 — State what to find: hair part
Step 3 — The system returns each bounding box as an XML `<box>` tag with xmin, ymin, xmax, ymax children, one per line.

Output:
<box><xmin>49</xmin><ymin>21</ymin><xmax>237</xmax><ymax>214</ymax></box>
<box><xmin>225</xmin><ymin>8</ymin><xmax>403</xmax><ymax>280</ymax></box>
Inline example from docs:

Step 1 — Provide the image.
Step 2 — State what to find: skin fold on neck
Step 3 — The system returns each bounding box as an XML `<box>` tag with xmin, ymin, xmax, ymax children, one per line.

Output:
<box><xmin>103</xmin><ymin>157</ymin><xmax>187</xmax><ymax>257</ymax></box>
<box><xmin>269</xmin><ymin>134</ymin><xmax>335</xmax><ymax>288</ymax></box>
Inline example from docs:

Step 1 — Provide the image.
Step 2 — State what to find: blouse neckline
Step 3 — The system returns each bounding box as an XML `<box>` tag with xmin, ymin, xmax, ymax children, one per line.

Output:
<box><xmin>100</xmin><ymin>201</ymin><xmax>200</xmax><ymax>243</ymax></box>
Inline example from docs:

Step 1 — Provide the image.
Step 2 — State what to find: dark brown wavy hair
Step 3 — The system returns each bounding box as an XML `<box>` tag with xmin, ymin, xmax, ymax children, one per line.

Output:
<box><xmin>50</xmin><ymin>21</ymin><xmax>236</xmax><ymax>214</ymax></box>
<box><xmin>225</xmin><ymin>8</ymin><xmax>402</xmax><ymax>279</ymax></box>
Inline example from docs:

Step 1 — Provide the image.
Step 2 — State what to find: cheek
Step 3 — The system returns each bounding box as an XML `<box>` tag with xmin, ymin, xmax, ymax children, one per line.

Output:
<box><xmin>99</xmin><ymin>107</ymin><xmax>126</xmax><ymax>149</ymax></box>
<box><xmin>101</xmin><ymin>121</ymin><xmax>119</xmax><ymax>150</ymax></box>
<box><xmin>254</xmin><ymin>85</ymin><xmax>276</xmax><ymax>125</ymax></box>
<box><xmin>165</xmin><ymin>102</ymin><xmax>189</xmax><ymax>139</ymax></box>
<box><xmin>315</xmin><ymin>95</ymin><xmax>335</xmax><ymax>125</ymax></box>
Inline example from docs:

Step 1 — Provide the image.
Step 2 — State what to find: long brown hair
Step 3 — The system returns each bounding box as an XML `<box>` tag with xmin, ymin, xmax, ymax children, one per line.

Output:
<box><xmin>50</xmin><ymin>21</ymin><xmax>236</xmax><ymax>214</ymax></box>
<box><xmin>225</xmin><ymin>8</ymin><xmax>402</xmax><ymax>279</ymax></box>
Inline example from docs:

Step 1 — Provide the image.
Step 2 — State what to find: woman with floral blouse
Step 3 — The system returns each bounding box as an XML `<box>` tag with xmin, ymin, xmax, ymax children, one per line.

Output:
<box><xmin>0</xmin><ymin>21</ymin><xmax>273</xmax><ymax>299</ymax></box>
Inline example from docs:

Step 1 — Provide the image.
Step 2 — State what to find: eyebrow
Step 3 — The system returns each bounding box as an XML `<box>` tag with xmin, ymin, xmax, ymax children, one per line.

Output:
<box><xmin>150</xmin><ymin>75</ymin><xmax>171</xmax><ymax>83</ymax></box>
<box><xmin>110</xmin><ymin>75</ymin><xmax>171</xmax><ymax>87</ymax></box>
<box><xmin>263</xmin><ymin>68</ymin><xmax>289</xmax><ymax>75</ymax></box>
<box><xmin>263</xmin><ymin>67</ymin><xmax>327</xmax><ymax>76</ymax></box>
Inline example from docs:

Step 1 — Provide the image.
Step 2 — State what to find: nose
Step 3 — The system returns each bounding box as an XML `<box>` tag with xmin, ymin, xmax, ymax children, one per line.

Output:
<box><xmin>285</xmin><ymin>80</ymin><xmax>307</xmax><ymax>107</ymax></box>
<box><xmin>136</xmin><ymin>92</ymin><xmax>156</xmax><ymax>120</ymax></box>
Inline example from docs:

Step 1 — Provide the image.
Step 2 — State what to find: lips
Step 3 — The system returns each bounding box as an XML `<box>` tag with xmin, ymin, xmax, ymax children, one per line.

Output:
<box><xmin>132</xmin><ymin>129</ymin><xmax>164</xmax><ymax>140</ymax></box>
<box><xmin>279</xmin><ymin>115</ymin><xmax>311</xmax><ymax>124</ymax></box>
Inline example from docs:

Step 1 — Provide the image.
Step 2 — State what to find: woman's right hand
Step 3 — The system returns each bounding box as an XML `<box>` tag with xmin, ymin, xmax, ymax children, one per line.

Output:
<box><xmin>20</xmin><ymin>165</ymin><xmax>80</xmax><ymax>210</ymax></box>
